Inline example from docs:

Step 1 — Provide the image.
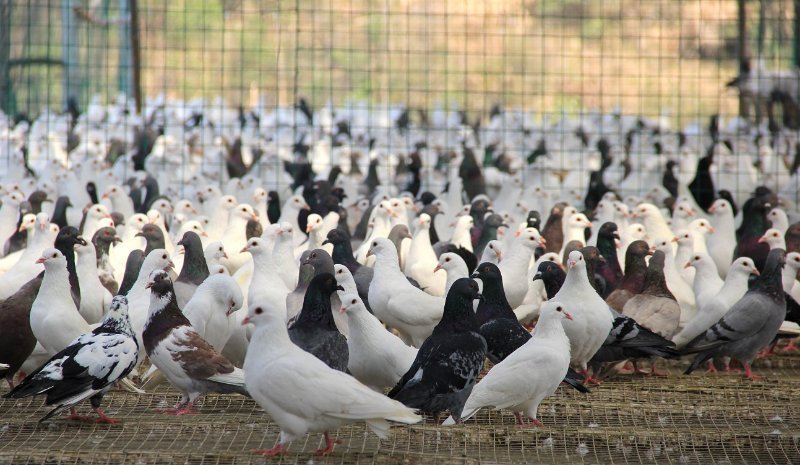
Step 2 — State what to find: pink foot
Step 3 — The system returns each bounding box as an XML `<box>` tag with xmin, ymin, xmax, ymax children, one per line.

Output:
<box><xmin>253</xmin><ymin>444</ymin><xmax>289</xmax><ymax>456</ymax></box>
<box><xmin>648</xmin><ymin>362</ymin><xmax>670</xmax><ymax>377</ymax></box>
<box><xmin>315</xmin><ymin>432</ymin><xmax>341</xmax><ymax>455</ymax></box>
<box><xmin>705</xmin><ymin>360</ymin><xmax>718</xmax><ymax>373</ymax></box>
<box><xmin>67</xmin><ymin>408</ymin><xmax>95</xmax><ymax>423</ymax></box>
<box><xmin>781</xmin><ymin>340</ymin><xmax>799</xmax><ymax>353</ymax></box>
<box><xmin>744</xmin><ymin>364</ymin><xmax>763</xmax><ymax>380</ymax></box>
<box><xmin>158</xmin><ymin>401</ymin><xmax>196</xmax><ymax>415</ymax></box>
<box><xmin>93</xmin><ymin>408</ymin><xmax>121</xmax><ymax>424</ymax></box>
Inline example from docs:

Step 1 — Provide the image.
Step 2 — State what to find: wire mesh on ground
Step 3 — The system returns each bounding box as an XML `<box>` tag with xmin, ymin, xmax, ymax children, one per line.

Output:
<box><xmin>2</xmin><ymin>355</ymin><xmax>800</xmax><ymax>465</ymax></box>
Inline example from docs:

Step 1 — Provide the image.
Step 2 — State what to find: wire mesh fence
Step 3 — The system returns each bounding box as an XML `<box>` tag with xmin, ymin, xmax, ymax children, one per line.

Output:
<box><xmin>3</xmin><ymin>1</ymin><xmax>800</xmax><ymax>202</ymax></box>
<box><xmin>2</xmin><ymin>356</ymin><xmax>800</xmax><ymax>464</ymax></box>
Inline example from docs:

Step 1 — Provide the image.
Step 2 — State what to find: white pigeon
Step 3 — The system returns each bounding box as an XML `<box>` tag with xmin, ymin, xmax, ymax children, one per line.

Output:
<box><xmin>552</xmin><ymin>251</ymin><xmax>614</xmax><ymax>378</ymax></box>
<box><xmin>278</xmin><ymin>194</ymin><xmax>310</xmax><ymax>246</ymax></box>
<box><xmin>205</xmin><ymin>194</ymin><xmax>238</xmax><ymax>241</ymax></box>
<box><xmin>449</xmin><ymin>215</ymin><xmax>474</xmax><ymax>252</ymax></box>
<box><xmin>29</xmin><ymin>249</ymin><xmax>91</xmax><ymax>356</ymax></box>
<box><xmin>82</xmin><ymin>204</ymin><xmax>113</xmax><ymax>243</ymax></box>
<box><xmin>242</xmin><ymin>300</ymin><xmax>421</xmax><ymax>456</ymax></box>
<box><xmin>673</xmin><ymin>230</ymin><xmax>695</xmax><ymax>285</ymax></box>
<box><xmin>219</xmin><ymin>203</ymin><xmax>257</xmax><ymax>274</ymax></box>
<box><xmin>480</xmin><ymin>239</ymin><xmax>504</xmax><ymax>265</ymax></box>
<box><xmin>367</xmin><ymin>238</ymin><xmax>443</xmax><ymax>347</ymax></box>
<box><xmin>499</xmin><ymin>228</ymin><xmax>544</xmax><ymax>308</ymax></box>
<box><xmin>435</xmin><ymin>253</ymin><xmax>470</xmax><ymax>296</ymax></box>
<box><xmin>204</xmin><ymin>241</ymin><xmax>228</xmax><ymax>268</ymax></box>
<box><xmin>182</xmin><ymin>273</ymin><xmax>244</xmax><ymax>351</ymax></box>
<box><xmin>759</xmin><ymin>228</ymin><xmax>786</xmax><ymax>250</ymax></box>
<box><xmin>0</xmin><ymin>191</ymin><xmax>25</xmax><ymax>255</ymax></box>
<box><xmin>687</xmin><ymin>218</ymin><xmax>714</xmax><ymax>254</ymax></box>
<box><xmin>0</xmin><ymin>212</ymin><xmax>36</xmax><ymax>272</ymax></box>
<box><xmin>634</xmin><ymin>203</ymin><xmax>673</xmax><ymax>246</ymax></box>
<box><xmin>101</xmin><ymin>185</ymin><xmax>135</xmax><ymax>219</ymax></box>
<box><xmin>558</xmin><ymin>213</ymin><xmax>592</xmax><ymax>258</ymax></box>
<box><xmin>337</xmin><ymin>292</ymin><xmax>418</xmax><ymax>391</ymax></box>
<box><xmin>672</xmin><ymin>257</ymin><xmax>760</xmax><ymax>349</ymax></box>
<box><xmin>707</xmin><ymin>199</ymin><xmax>736</xmax><ymax>278</ymax></box>
<box><xmin>0</xmin><ymin>218</ymin><xmax>59</xmax><ymax>300</ymax></box>
<box><xmin>653</xmin><ymin>238</ymin><xmax>697</xmax><ymax>326</ymax></box>
<box><xmin>442</xmin><ymin>301</ymin><xmax>572</xmax><ymax>427</ymax></box>
<box><xmin>686</xmin><ymin>253</ymin><xmax>725</xmax><ymax>311</ymax></box>
<box><xmin>354</xmin><ymin>200</ymin><xmax>395</xmax><ymax>264</ymax></box>
<box><xmin>767</xmin><ymin>207</ymin><xmax>789</xmax><ymax>234</ymax></box>
<box><xmin>272</xmin><ymin>222</ymin><xmax>299</xmax><ymax>289</ymax></box>
<box><xmin>74</xmin><ymin>239</ymin><xmax>113</xmax><ymax>324</ymax></box>
<box><xmin>404</xmin><ymin>214</ymin><xmax>446</xmax><ymax>296</ymax></box>
<box><xmin>241</xmin><ymin>237</ymin><xmax>290</xmax><ymax>321</ymax></box>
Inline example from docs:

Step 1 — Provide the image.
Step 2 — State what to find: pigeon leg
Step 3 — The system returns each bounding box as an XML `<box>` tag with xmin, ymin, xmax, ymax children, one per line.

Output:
<box><xmin>580</xmin><ymin>369</ymin><xmax>603</xmax><ymax>385</ymax></box>
<box><xmin>514</xmin><ymin>413</ymin><xmax>543</xmax><ymax>428</ymax></box>
<box><xmin>252</xmin><ymin>443</ymin><xmax>289</xmax><ymax>456</ymax></box>
<box><xmin>5</xmin><ymin>377</ymin><xmax>13</xmax><ymax>390</ymax></box>
<box><xmin>648</xmin><ymin>361</ymin><xmax>670</xmax><ymax>377</ymax></box>
<box><xmin>67</xmin><ymin>408</ymin><xmax>95</xmax><ymax>423</ymax></box>
<box><xmin>723</xmin><ymin>358</ymin><xmax>741</xmax><ymax>374</ymax></box>
<box><xmin>169</xmin><ymin>401</ymin><xmax>197</xmax><ymax>416</ymax></box>
<box><xmin>93</xmin><ymin>408</ymin><xmax>121</xmax><ymax>424</ymax></box>
<box><xmin>315</xmin><ymin>432</ymin><xmax>340</xmax><ymax>456</ymax></box>
<box><xmin>781</xmin><ymin>338</ymin><xmax>799</xmax><ymax>353</ymax></box>
<box><xmin>705</xmin><ymin>360</ymin><xmax>718</xmax><ymax>373</ymax></box>
<box><xmin>743</xmin><ymin>363</ymin><xmax>763</xmax><ymax>380</ymax></box>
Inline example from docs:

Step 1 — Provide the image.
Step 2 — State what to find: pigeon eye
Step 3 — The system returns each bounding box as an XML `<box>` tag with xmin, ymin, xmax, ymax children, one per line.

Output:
<box><xmin>445</xmin><ymin>258</ymin><xmax>450</xmax><ymax>262</ymax></box>
<box><xmin>351</xmin><ymin>299</ymin><xmax>357</xmax><ymax>304</ymax></box>
<box><xmin>254</xmin><ymin>307</ymin><xmax>263</xmax><ymax>315</ymax></box>
<box><xmin>162</xmin><ymin>254</ymin><xmax>167</xmax><ymax>259</ymax></box>
<box><xmin>557</xmin><ymin>306</ymin><xmax>562</xmax><ymax>312</ymax></box>
<box><xmin>52</xmin><ymin>253</ymin><xmax>57</xmax><ymax>258</ymax></box>
<box><xmin>241</xmin><ymin>207</ymin><xmax>246</xmax><ymax>212</ymax></box>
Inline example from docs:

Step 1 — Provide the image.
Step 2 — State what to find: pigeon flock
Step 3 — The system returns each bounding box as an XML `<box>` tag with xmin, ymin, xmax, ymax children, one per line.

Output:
<box><xmin>1</xmin><ymin>97</ymin><xmax>800</xmax><ymax>456</ymax></box>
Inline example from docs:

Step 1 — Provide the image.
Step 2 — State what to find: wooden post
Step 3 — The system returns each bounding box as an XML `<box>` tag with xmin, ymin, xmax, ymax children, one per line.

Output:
<box><xmin>737</xmin><ymin>0</ymin><xmax>749</xmax><ymax>117</ymax></box>
<box><xmin>129</xmin><ymin>0</ymin><xmax>142</xmax><ymax>115</ymax></box>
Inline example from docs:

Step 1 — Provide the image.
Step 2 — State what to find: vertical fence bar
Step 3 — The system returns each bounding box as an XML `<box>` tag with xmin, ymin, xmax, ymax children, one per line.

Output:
<box><xmin>128</xmin><ymin>0</ymin><xmax>141</xmax><ymax>115</ymax></box>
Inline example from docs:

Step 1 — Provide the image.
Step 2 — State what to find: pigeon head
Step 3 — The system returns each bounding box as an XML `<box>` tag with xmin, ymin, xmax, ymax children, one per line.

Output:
<box><xmin>540</xmin><ymin>300</ymin><xmax>574</xmax><ymax>322</ymax></box>
<box><xmin>626</xmin><ymin>240</ymin><xmax>653</xmax><ymax>259</ymax></box>
<box><xmin>758</xmin><ymin>228</ymin><xmax>783</xmax><ymax>247</ymax></box>
<box><xmin>241</xmin><ymin>237</ymin><xmax>268</xmax><ymax>255</ymax></box>
<box><xmin>36</xmin><ymin>248</ymin><xmax>66</xmax><ymax>267</ymax></box>
<box><xmin>366</xmin><ymin>238</ymin><xmax>395</xmax><ymax>259</ymax></box>
<box><xmin>338</xmin><ymin>293</ymin><xmax>363</xmax><ymax>315</ymax></box>
<box><xmin>306</xmin><ymin>214</ymin><xmax>323</xmax><ymax>234</ymax></box>
<box><xmin>526</xmin><ymin>210</ymin><xmax>541</xmax><ymax>230</ymax></box>
<box><xmin>86</xmin><ymin>204</ymin><xmax>112</xmax><ymax>220</ymax></box>
<box><xmin>533</xmin><ymin>260</ymin><xmax>566</xmax><ymax>293</ymax></box>
<box><xmin>471</xmin><ymin>262</ymin><xmax>502</xmax><ymax>282</ymax></box>
<box><xmin>419</xmin><ymin>191</ymin><xmax>436</xmax><ymax>205</ymax></box>
<box><xmin>277</xmin><ymin>222</ymin><xmax>294</xmax><ymax>237</ymax></box>
<box><xmin>108</xmin><ymin>295</ymin><xmax>129</xmax><ymax>315</ymax></box>
<box><xmin>598</xmin><ymin>222</ymin><xmax>619</xmax><ymax>242</ymax></box>
<box><xmin>144</xmin><ymin>248</ymin><xmax>175</xmax><ymax>272</ymax></box>
<box><xmin>93</xmin><ymin>226</ymin><xmax>121</xmax><ymax>246</ymax></box>
<box><xmin>566</xmin><ymin>250</ymin><xmax>587</xmax><ymax>270</ymax></box>
<box><xmin>436</xmin><ymin>253</ymin><xmax>465</xmax><ymax>274</ymax></box>
<box><xmin>104</xmin><ymin>295</ymin><xmax>134</xmax><ymax>334</ymax></box>
<box><xmin>416</xmin><ymin>213</ymin><xmax>432</xmax><ymax>228</ymax></box>
<box><xmin>333</xmin><ymin>264</ymin><xmax>355</xmax><ymax>285</ymax></box>
<box><xmin>309</xmin><ymin>272</ymin><xmax>342</xmax><ymax>297</ymax></box>
<box><xmin>708</xmin><ymin>199</ymin><xmax>731</xmax><ymax>215</ymax></box>
<box><xmin>144</xmin><ymin>269</ymin><xmax>172</xmax><ymax>292</ymax></box>
<box><xmin>448</xmin><ymin>277</ymin><xmax>481</xmax><ymax>302</ymax></box>
<box><xmin>19</xmin><ymin>213</ymin><xmax>36</xmax><ymax>232</ymax></box>
<box><xmin>129</xmin><ymin>213</ymin><xmax>148</xmax><ymax>231</ymax></box>
<box><xmin>288</xmin><ymin>194</ymin><xmax>310</xmax><ymax>211</ymax></box>
<box><xmin>484</xmin><ymin>240</ymin><xmax>504</xmax><ymax>261</ymax></box>
<box><xmin>303</xmin><ymin>249</ymin><xmax>334</xmax><ymax>274</ymax></box>
<box><xmin>205</xmin><ymin>274</ymin><xmax>244</xmax><ymax>316</ymax></box>
<box><xmin>323</xmin><ymin>228</ymin><xmax>348</xmax><ymax>246</ymax></box>
<box><xmin>210</xmin><ymin>264</ymin><xmax>229</xmax><ymax>275</ymax></box>
<box><xmin>515</xmin><ymin>227</ymin><xmax>546</xmax><ymax>249</ymax></box>
<box><xmin>233</xmin><ymin>203</ymin><xmax>258</xmax><ymax>222</ymax></box>
<box><xmin>137</xmin><ymin>223</ymin><xmax>164</xmax><ymax>241</ymax></box>
<box><xmin>252</xmin><ymin>188</ymin><xmax>267</xmax><ymax>203</ymax></box>
<box><xmin>388</xmin><ymin>224</ymin><xmax>412</xmax><ymax>242</ymax></box>
<box><xmin>205</xmin><ymin>241</ymin><xmax>228</xmax><ymax>260</ymax></box>
<box><xmin>177</xmin><ymin>231</ymin><xmax>203</xmax><ymax>250</ymax></box>
<box><xmin>56</xmin><ymin>226</ymin><xmax>87</xmax><ymax>248</ymax></box>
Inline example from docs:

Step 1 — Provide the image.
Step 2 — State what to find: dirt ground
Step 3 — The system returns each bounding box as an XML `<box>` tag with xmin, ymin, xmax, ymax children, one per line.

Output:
<box><xmin>1</xmin><ymin>354</ymin><xmax>799</xmax><ymax>465</ymax></box>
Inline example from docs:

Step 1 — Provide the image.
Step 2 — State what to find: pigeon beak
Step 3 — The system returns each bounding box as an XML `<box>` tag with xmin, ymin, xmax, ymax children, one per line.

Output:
<box><xmin>200</xmin><ymin>231</ymin><xmax>208</xmax><ymax>237</ymax></box>
<box><xmin>586</xmin><ymin>222</ymin><xmax>593</xmax><ymax>228</ymax></box>
<box><xmin>35</xmin><ymin>257</ymin><xmax>46</xmax><ymax>264</ymax></box>
<box><xmin>135</xmin><ymin>232</ymin><xmax>144</xmax><ymax>238</ymax></box>
<box><xmin>101</xmin><ymin>192</ymin><xmax>109</xmax><ymax>199</ymax></box>
<box><xmin>684</xmin><ymin>261</ymin><xmax>692</xmax><ymax>269</ymax></box>
<box><xmin>751</xmin><ymin>268</ymin><xmax>761</xmax><ymax>276</ymax></box>
<box><xmin>567</xmin><ymin>260</ymin><xmax>576</xmax><ymax>268</ymax></box>
<box><xmin>338</xmin><ymin>306</ymin><xmax>347</xmax><ymax>315</ymax></box>
<box><xmin>105</xmin><ymin>214</ymin><xmax>113</xmax><ymax>220</ymax></box>
<box><xmin>240</xmin><ymin>245</ymin><xmax>250</xmax><ymax>253</ymax></box>
<box><xmin>614</xmin><ymin>239</ymin><xmax>621</xmax><ymax>249</ymax></box>
<box><xmin>77</xmin><ymin>237</ymin><xmax>88</xmax><ymax>246</ymax></box>
<box><xmin>539</xmin><ymin>237</ymin><xmax>547</xmax><ymax>246</ymax></box>
<box><xmin>302</xmin><ymin>203</ymin><xmax>311</xmax><ymax>210</ymax></box>
<box><xmin>366</xmin><ymin>249</ymin><xmax>374</xmax><ymax>257</ymax></box>
<box><xmin>686</xmin><ymin>210</ymin><xmax>694</xmax><ymax>217</ymax></box>
<box><xmin>144</xmin><ymin>282</ymin><xmax>153</xmax><ymax>289</ymax></box>
<box><xmin>433</xmin><ymin>264</ymin><xmax>443</xmax><ymax>273</ymax></box>
<box><xmin>321</xmin><ymin>239</ymin><xmax>330</xmax><ymax>246</ymax></box>
<box><xmin>563</xmin><ymin>311</ymin><xmax>574</xmax><ymax>321</ymax></box>
<box><xmin>18</xmin><ymin>223</ymin><xmax>28</xmax><ymax>232</ymax></box>
<box><xmin>241</xmin><ymin>316</ymin><xmax>250</xmax><ymax>325</ymax></box>
<box><xmin>707</xmin><ymin>226</ymin><xmax>716</xmax><ymax>234</ymax></box>
<box><xmin>515</xmin><ymin>230</ymin><xmax>521</xmax><ymax>237</ymax></box>
<box><xmin>167</xmin><ymin>260</ymin><xmax>175</xmax><ymax>270</ymax></box>
<box><xmin>708</xmin><ymin>205</ymin><xmax>716</xmax><ymax>213</ymax></box>
<box><xmin>758</xmin><ymin>236</ymin><xmax>767</xmax><ymax>243</ymax></box>
<box><xmin>222</xmin><ymin>251</ymin><xmax>229</xmax><ymax>259</ymax></box>
<box><xmin>251</xmin><ymin>214</ymin><xmax>259</xmax><ymax>222</ymax></box>
<box><xmin>496</xmin><ymin>251</ymin><xmax>502</xmax><ymax>260</ymax></box>
<box><xmin>671</xmin><ymin>236</ymin><xmax>679</xmax><ymax>243</ymax></box>
<box><xmin>113</xmin><ymin>236</ymin><xmax>122</xmax><ymax>244</ymax></box>
<box><xmin>306</xmin><ymin>224</ymin><xmax>313</xmax><ymax>233</ymax></box>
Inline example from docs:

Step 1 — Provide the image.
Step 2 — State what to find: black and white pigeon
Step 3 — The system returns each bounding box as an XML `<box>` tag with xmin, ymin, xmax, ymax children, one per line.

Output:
<box><xmin>474</xmin><ymin>262</ymin><xmax>589</xmax><ymax>393</ymax></box>
<box><xmin>388</xmin><ymin>278</ymin><xmax>487</xmax><ymax>423</ymax></box>
<box><xmin>142</xmin><ymin>270</ymin><xmax>248</xmax><ymax>415</ymax></box>
<box><xmin>4</xmin><ymin>296</ymin><xmax>138</xmax><ymax>423</ymax></box>
<box><xmin>173</xmin><ymin>231</ymin><xmax>210</xmax><ymax>308</ymax></box>
<box><xmin>288</xmin><ymin>273</ymin><xmax>349</xmax><ymax>372</ymax></box>
<box><xmin>684</xmin><ymin>248</ymin><xmax>787</xmax><ymax>379</ymax></box>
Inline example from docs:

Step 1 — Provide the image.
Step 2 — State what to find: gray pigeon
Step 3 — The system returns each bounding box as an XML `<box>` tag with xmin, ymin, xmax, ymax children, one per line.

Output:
<box><xmin>287</xmin><ymin>273</ymin><xmax>349</xmax><ymax>372</ymax></box>
<box><xmin>174</xmin><ymin>232</ymin><xmax>210</xmax><ymax>308</ymax></box>
<box><xmin>684</xmin><ymin>248</ymin><xmax>787</xmax><ymax>379</ymax></box>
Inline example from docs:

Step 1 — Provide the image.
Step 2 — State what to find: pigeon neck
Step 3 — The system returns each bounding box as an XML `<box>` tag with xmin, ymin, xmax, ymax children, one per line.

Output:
<box><xmin>751</xmin><ymin>255</ymin><xmax>786</xmax><ymax>301</ymax></box>
<box><xmin>55</xmin><ymin>240</ymin><xmax>81</xmax><ymax>299</ymax></box>
<box><xmin>541</xmin><ymin>272</ymin><xmax>565</xmax><ymax>299</ymax></box>
<box><xmin>331</xmin><ymin>241</ymin><xmax>359</xmax><ymax>271</ymax></box>
<box><xmin>597</xmin><ymin>238</ymin><xmax>622</xmax><ymax>275</ymax></box>
<box><xmin>641</xmin><ymin>262</ymin><xmax>674</xmax><ymax>299</ymax></box>
<box><xmin>177</xmin><ymin>243</ymin><xmax>210</xmax><ymax>286</ymax></box>
<box><xmin>99</xmin><ymin>311</ymin><xmax>136</xmax><ymax>339</ymax></box>
<box><xmin>294</xmin><ymin>287</ymin><xmax>338</xmax><ymax>331</ymax></box>
<box><xmin>618</xmin><ymin>256</ymin><xmax>648</xmax><ymax>293</ymax></box>
<box><xmin>475</xmin><ymin>278</ymin><xmax>515</xmax><ymax>323</ymax></box>
<box><xmin>144</xmin><ymin>289</ymin><xmax>186</xmax><ymax>352</ymax></box>
<box><xmin>532</xmin><ymin>312</ymin><xmax>565</xmax><ymax>340</ymax></box>
<box><xmin>434</xmin><ymin>294</ymin><xmax>479</xmax><ymax>334</ymax></box>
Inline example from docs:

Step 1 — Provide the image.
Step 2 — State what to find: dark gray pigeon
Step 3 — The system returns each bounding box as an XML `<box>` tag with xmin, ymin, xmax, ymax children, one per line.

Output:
<box><xmin>117</xmin><ymin>249</ymin><xmax>145</xmax><ymax>296</ymax></box>
<box><xmin>324</xmin><ymin>228</ymin><xmax>374</xmax><ymax>312</ymax></box>
<box><xmin>174</xmin><ymin>231</ymin><xmax>210</xmax><ymax>308</ymax></box>
<box><xmin>388</xmin><ymin>278</ymin><xmax>487</xmax><ymax>423</ymax></box>
<box><xmin>684</xmin><ymin>248</ymin><xmax>787</xmax><ymax>379</ymax></box>
<box><xmin>287</xmin><ymin>273</ymin><xmax>349</xmax><ymax>372</ymax></box>
<box><xmin>137</xmin><ymin>223</ymin><xmax>166</xmax><ymax>255</ymax></box>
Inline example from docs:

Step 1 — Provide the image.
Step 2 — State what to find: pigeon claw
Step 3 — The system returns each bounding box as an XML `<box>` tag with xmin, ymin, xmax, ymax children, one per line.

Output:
<box><xmin>315</xmin><ymin>432</ymin><xmax>341</xmax><ymax>456</ymax></box>
<box><xmin>93</xmin><ymin>408</ymin><xmax>121</xmax><ymax>424</ymax></box>
<box><xmin>743</xmin><ymin>364</ymin><xmax>763</xmax><ymax>381</ymax></box>
<box><xmin>67</xmin><ymin>408</ymin><xmax>95</xmax><ymax>423</ymax></box>
<box><xmin>252</xmin><ymin>444</ymin><xmax>289</xmax><ymax>456</ymax></box>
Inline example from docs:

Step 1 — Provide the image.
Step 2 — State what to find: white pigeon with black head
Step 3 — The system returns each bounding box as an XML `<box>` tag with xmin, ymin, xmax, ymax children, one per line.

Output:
<box><xmin>143</xmin><ymin>269</ymin><xmax>248</xmax><ymax>415</ymax></box>
<box><xmin>4</xmin><ymin>296</ymin><xmax>138</xmax><ymax>423</ymax></box>
<box><xmin>442</xmin><ymin>300</ymin><xmax>573</xmax><ymax>427</ymax></box>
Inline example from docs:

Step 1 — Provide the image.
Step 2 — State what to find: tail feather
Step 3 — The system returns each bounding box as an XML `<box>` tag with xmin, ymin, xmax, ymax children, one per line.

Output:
<box><xmin>684</xmin><ymin>351</ymin><xmax>714</xmax><ymax>375</ymax></box>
